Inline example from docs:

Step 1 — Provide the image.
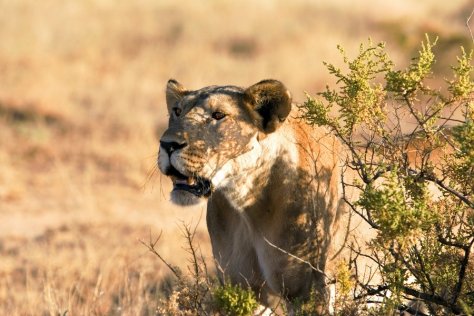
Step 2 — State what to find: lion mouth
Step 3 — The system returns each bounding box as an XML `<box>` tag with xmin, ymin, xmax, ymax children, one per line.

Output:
<box><xmin>167</xmin><ymin>166</ymin><xmax>212</xmax><ymax>197</ymax></box>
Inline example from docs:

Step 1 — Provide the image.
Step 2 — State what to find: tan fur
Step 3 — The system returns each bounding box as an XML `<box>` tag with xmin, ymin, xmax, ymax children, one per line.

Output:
<box><xmin>157</xmin><ymin>79</ymin><xmax>365</xmax><ymax>310</ymax></box>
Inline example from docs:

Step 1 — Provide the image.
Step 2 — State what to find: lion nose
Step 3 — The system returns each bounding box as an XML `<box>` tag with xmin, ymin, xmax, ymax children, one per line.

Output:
<box><xmin>160</xmin><ymin>141</ymin><xmax>187</xmax><ymax>155</ymax></box>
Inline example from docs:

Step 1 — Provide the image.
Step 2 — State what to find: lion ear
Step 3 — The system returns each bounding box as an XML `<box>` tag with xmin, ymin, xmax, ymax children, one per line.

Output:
<box><xmin>166</xmin><ymin>79</ymin><xmax>187</xmax><ymax>111</ymax></box>
<box><xmin>244</xmin><ymin>80</ymin><xmax>292</xmax><ymax>133</ymax></box>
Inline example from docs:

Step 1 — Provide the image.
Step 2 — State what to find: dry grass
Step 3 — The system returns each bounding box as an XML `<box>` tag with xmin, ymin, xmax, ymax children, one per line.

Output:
<box><xmin>0</xmin><ymin>0</ymin><xmax>471</xmax><ymax>314</ymax></box>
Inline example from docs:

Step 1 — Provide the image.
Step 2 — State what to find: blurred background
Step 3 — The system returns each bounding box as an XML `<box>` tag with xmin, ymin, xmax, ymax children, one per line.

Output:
<box><xmin>0</xmin><ymin>0</ymin><xmax>472</xmax><ymax>314</ymax></box>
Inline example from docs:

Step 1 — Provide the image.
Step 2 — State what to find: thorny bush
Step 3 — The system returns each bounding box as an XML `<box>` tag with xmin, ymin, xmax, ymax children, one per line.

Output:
<box><xmin>301</xmin><ymin>35</ymin><xmax>474</xmax><ymax>315</ymax></box>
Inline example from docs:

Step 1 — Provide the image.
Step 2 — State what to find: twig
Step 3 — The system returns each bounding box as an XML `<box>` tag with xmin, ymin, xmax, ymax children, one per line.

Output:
<box><xmin>451</xmin><ymin>238</ymin><xmax>474</xmax><ymax>305</ymax></box>
<box><xmin>411</xmin><ymin>245</ymin><xmax>435</xmax><ymax>294</ymax></box>
<box><xmin>467</xmin><ymin>7</ymin><xmax>474</xmax><ymax>45</ymax></box>
<box><xmin>180</xmin><ymin>221</ymin><xmax>200</xmax><ymax>279</ymax></box>
<box><xmin>139</xmin><ymin>230</ymin><xmax>181</xmax><ymax>278</ymax></box>
<box><xmin>353</xmin><ymin>284</ymin><xmax>390</xmax><ymax>300</ymax></box>
<box><xmin>178</xmin><ymin>213</ymin><xmax>211</xmax><ymax>315</ymax></box>
<box><xmin>400</xmin><ymin>285</ymin><xmax>462</xmax><ymax>314</ymax></box>
<box><xmin>422</xmin><ymin>173</ymin><xmax>474</xmax><ymax>209</ymax></box>
<box><xmin>262</xmin><ymin>236</ymin><xmax>331</xmax><ymax>282</ymax></box>
<box><xmin>437</xmin><ymin>233</ymin><xmax>469</xmax><ymax>250</ymax></box>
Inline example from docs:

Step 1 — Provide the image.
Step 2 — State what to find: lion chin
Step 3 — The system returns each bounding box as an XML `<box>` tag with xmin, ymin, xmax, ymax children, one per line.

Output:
<box><xmin>169</xmin><ymin>176</ymin><xmax>212</xmax><ymax>206</ymax></box>
<box><xmin>170</xmin><ymin>189</ymin><xmax>205</xmax><ymax>206</ymax></box>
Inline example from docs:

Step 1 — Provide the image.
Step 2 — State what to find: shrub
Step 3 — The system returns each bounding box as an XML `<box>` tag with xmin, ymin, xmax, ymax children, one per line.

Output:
<box><xmin>214</xmin><ymin>283</ymin><xmax>259</xmax><ymax>316</ymax></box>
<box><xmin>300</xmin><ymin>35</ymin><xmax>474</xmax><ymax>315</ymax></box>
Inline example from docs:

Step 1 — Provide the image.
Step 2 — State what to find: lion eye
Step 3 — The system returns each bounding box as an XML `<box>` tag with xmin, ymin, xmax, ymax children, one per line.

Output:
<box><xmin>211</xmin><ymin>111</ymin><xmax>226</xmax><ymax>120</ymax></box>
<box><xmin>173</xmin><ymin>107</ymin><xmax>182</xmax><ymax>117</ymax></box>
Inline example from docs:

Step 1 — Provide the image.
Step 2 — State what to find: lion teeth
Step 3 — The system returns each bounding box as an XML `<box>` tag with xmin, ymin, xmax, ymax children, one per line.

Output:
<box><xmin>171</xmin><ymin>176</ymin><xmax>187</xmax><ymax>185</ymax></box>
<box><xmin>171</xmin><ymin>176</ymin><xmax>197</xmax><ymax>186</ymax></box>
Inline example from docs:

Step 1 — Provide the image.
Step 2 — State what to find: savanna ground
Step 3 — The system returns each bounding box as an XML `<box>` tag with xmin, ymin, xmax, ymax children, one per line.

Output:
<box><xmin>0</xmin><ymin>0</ymin><xmax>472</xmax><ymax>314</ymax></box>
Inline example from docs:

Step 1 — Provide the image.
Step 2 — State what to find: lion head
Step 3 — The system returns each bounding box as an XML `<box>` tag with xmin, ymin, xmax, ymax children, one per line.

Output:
<box><xmin>158</xmin><ymin>79</ymin><xmax>292</xmax><ymax>206</ymax></box>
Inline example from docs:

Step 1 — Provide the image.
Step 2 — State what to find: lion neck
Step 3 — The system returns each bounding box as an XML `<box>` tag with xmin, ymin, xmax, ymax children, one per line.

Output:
<box><xmin>210</xmin><ymin>125</ymin><xmax>299</xmax><ymax>214</ymax></box>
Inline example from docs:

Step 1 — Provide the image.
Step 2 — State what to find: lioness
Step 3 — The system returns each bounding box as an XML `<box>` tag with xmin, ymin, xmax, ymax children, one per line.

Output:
<box><xmin>158</xmin><ymin>79</ymin><xmax>352</xmax><ymax>311</ymax></box>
